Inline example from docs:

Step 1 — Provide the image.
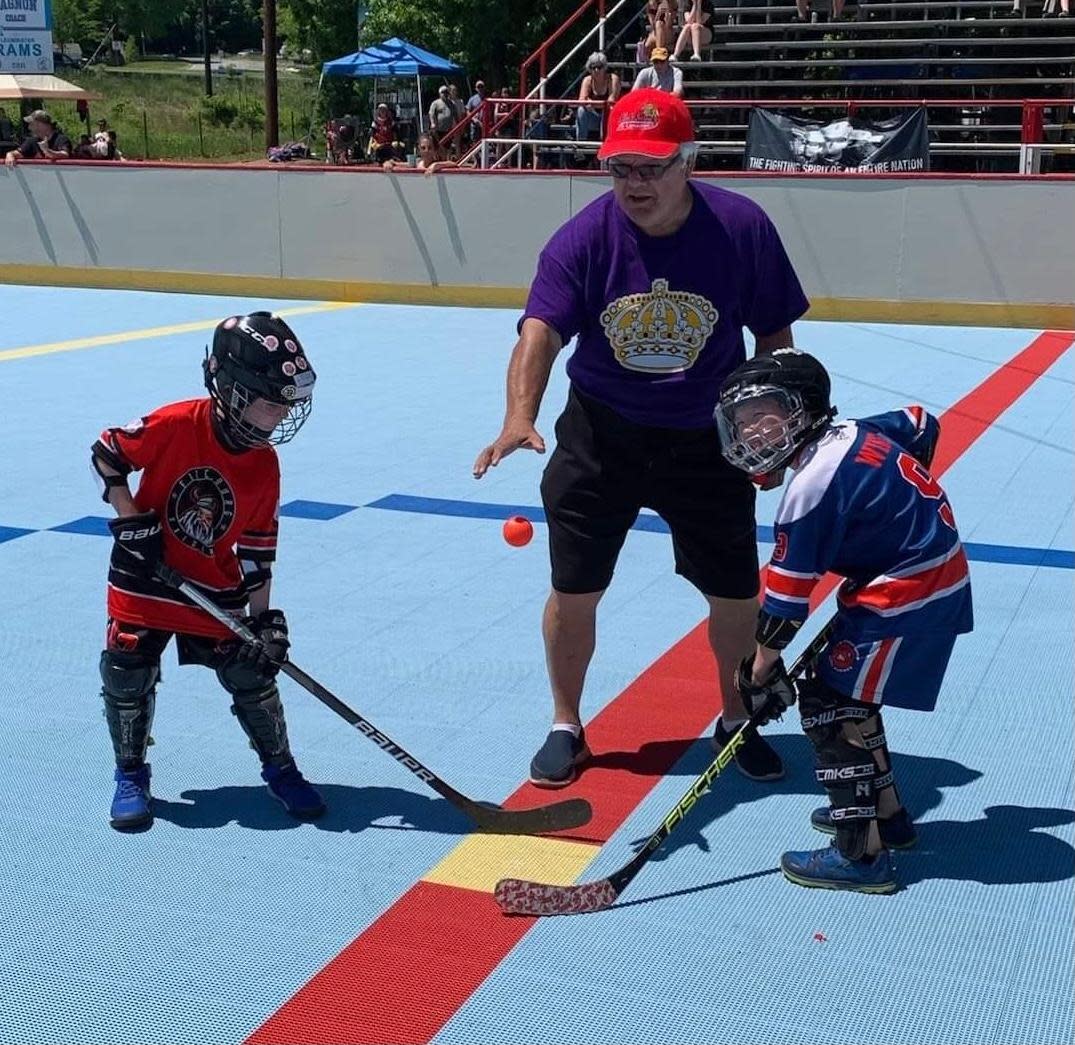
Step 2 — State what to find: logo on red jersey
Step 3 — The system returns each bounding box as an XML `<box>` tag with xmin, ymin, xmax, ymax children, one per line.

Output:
<box><xmin>167</xmin><ymin>467</ymin><xmax>236</xmax><ymax>554</ymax></box>
<box><xmin>829</xmin><ymin>640</ymin><xmax>857</xmax><ymax>672</ymax></box>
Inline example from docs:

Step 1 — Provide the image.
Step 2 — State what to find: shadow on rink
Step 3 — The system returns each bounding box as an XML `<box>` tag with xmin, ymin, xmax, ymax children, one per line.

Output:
<box><xmin>152</xmin><ymin>783</ymin><xmax>474</xmax><ymax>834</ymax></box>
<box><xmin>587</xmin><ymin>733</ymin><xmax>1074</xmax><ymax>893</ymax></box>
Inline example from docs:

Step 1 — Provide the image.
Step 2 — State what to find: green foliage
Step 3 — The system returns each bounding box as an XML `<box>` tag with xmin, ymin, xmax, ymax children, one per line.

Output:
<box><xmin>200</xmin><ymin>93</ymin><xmax>240</xmax><ymax>127</ymax></box>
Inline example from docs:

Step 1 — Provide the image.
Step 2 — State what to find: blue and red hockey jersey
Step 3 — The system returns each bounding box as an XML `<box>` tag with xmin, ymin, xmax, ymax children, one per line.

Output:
<box><xmin>762</xmin><ymin>406</ymin><xmax>973</xmax><ymax>643</ymax></box>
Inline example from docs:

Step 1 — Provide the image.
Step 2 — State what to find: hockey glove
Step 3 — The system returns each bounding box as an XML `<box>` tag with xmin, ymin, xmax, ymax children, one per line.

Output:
<box><xmin>108</xmin><ymin>510</ymin><xmax>163</xmax><ymax>581</ymax></box>
<box><xmin>735</xmin><ymin>655</ymin><xmax>797</xmax><ymax>724</ymax></box>
<box><xmin>237</xmin><ymin>609</ymin><xmax>290</xmax><ymax>676</ymax></box>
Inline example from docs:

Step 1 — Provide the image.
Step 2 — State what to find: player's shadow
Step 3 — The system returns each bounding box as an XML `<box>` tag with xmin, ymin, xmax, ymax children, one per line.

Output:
<box><xmin>595</xmin><ymin>733</ymin><xmax>1075</xmax><ymax>892</ymax></box>
<box><xmin>152</xmin><ymin>783</ymin><xmax>474</xmax><ymax>835</ymax></box>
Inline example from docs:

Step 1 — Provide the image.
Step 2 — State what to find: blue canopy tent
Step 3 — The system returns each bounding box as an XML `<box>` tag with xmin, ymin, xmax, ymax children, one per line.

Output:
<box><xmin>320</xmin><ymin>37</ymin><xmax>463</xmax><ymax>134</ymax></box>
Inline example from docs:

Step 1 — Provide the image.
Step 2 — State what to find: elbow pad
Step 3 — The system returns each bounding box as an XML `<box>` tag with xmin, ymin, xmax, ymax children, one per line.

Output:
<box><xmin>756</xmin><ymin>610</ymin><xmax>804</xmax><ymax>652</ymax></box>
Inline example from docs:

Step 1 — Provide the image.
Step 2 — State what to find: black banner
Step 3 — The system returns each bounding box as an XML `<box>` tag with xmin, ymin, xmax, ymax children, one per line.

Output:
<box><xmin>744</xmin><ymin>109</ymin><xmax>930</xmax><ymax>174</ymax></box>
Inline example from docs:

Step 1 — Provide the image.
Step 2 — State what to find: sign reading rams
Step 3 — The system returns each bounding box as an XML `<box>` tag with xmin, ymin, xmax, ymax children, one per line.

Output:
<box><xmin>0</xmin><ymin>27</ymin><xmax>53</xmax><ymax>72</ymax></box>
<box><xmin>0</xmin><ymin>0</ymin><xmax>52</xmax><ymax>32</ymax></box>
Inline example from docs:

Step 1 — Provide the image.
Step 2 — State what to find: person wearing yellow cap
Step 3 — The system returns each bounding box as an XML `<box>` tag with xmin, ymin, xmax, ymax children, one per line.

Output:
<box><xmin>633</xmin><ymin>46</ymin><xmax>684</xmax><ymax>97</ymax></box>
<box><xmin>474</xmin><ymin>89</ymin><xmax>810</xmax><ymax>789</ymax></box>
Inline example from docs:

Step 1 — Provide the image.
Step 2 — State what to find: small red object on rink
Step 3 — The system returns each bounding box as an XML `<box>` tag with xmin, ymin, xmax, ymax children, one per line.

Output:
<box><xmin>503</xmin><ymin>515</ymin><xmax>534</xmax><ymax>547</ymax></box>
<box><xmin>813</xmin><ymin>932</ymin><xmax>828</xmax><ymax>943</ymax></box>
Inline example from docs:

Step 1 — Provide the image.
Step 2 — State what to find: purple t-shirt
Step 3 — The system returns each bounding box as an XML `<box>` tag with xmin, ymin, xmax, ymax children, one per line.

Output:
<box><xmin>522</xmin><ymin>181</ymin><xmax>809</xmax><ymax>428</ymax></box>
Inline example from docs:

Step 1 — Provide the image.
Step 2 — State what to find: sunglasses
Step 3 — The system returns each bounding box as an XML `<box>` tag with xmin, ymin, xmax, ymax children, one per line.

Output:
<box><xmin>606</xmin><ymin>155</ymin><xmax>680</xmax><ymax>181</ymax></box>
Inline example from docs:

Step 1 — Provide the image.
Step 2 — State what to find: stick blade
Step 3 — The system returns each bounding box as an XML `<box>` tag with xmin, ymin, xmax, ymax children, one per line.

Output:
<box><xmin>494</xmin><ymin>877</ymin><xmax>618</xmax><ymax>916</ymax></box>
<box><xmin>469</xmin><ymin>797</ymin><xmax>592</xmax><ymax>835</ymax></box>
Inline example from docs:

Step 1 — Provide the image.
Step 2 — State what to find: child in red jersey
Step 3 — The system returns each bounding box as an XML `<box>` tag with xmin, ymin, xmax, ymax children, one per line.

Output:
<box><xmin>91</xmin><ymin>312</ymin><xmax>325</xmax><ymax>830</ymax></box>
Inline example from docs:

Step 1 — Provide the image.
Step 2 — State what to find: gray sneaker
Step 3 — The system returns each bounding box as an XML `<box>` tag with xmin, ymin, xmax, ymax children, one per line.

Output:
<box><xmin>529</xmin><ymin>728</ymin><xmax>590</xmax><ymax>789</ymax></box>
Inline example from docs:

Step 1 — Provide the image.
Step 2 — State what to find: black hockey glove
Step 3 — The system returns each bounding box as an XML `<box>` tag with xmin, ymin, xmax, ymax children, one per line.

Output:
<box><xmin>735</xmin><ymin>656</ymin><xmax>797</xmax><ymax>724</ymax></box>
<box><xmin>237</xmin><ymin>609</ymin><xmax>290</xmax><ymax>676</ymax></box>
<box><xmin>108</xmin><ymin>510</ymin><xmax>163</xmax><ymax>580</ymax></box>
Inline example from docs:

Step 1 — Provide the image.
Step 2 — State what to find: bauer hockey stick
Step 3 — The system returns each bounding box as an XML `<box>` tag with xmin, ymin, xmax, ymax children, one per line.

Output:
<box><xmin>156</xmin><ymin>564</ymin><xmax>593</xmax><ymax>835</ymax></box>
<box><xmin>494</xmin><ymin>620</ymin><xmax>835</xmax><ymax>914</ymax></box>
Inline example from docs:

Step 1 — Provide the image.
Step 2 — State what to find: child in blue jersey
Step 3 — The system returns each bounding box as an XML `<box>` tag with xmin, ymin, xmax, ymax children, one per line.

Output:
<box><xmin>713</xmin><ymin>349</ymin><xmax>973</xmax><ymax>893</ymax></box>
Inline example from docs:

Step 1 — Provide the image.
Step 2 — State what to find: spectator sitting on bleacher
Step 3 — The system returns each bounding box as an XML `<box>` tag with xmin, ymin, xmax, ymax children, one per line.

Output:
<box><xmin>576</xmin><ymin>52</ymin><xmax>621</xmax><ymax>142</ymax></box>
<box><xmin>673</xmin><ymin>0</ymin><xmax>713</xmax><ymax>62</ymax></box>
<box><xmin>327</xmin><ymin>114</ymin><xmax>357</xmax><ymax>164</ymax></box>
<box><xmin>368</xmin><ymin>103</ymin><xmax>402</xmax><ymax>164</ymax></box>
<box><xmin>633</xmin><ymin>47</ymin><xmax>685</xmax><ymax>97</ymax></box>
<box><xmin>73</xmin><ymin>134</ymin><xmax>95</xmax><ymax>160</ymax></box>
<box><xmin>4</xmin><ymin>110</ymin><xmax>71</xmax><ymax>168</ymax></box>
<box><xmin>640</xmin><ymin>0</ymin><xmax>677</xmax><ymax>63</ymax></box>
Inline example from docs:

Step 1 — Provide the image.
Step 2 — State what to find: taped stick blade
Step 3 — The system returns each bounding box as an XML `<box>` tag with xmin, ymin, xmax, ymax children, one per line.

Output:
<box><xmin>494</xmin><ymin>877</ymin><xmax>618</xmax><ymax>916</ymax></box>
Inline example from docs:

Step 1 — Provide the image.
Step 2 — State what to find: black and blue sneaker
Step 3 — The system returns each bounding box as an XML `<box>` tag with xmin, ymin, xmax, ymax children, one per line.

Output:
<box><xmin>261</xmin><ymin>761</ymin><xmax>326</xmax><ymax>820</ymax></box>
<box><xmin>110</xmin><ymin>763</ymin><xmax>153</xmax><ymax>831</ymax></box>
<box><xmin>781</xmin><ymin>843</ymin><xmax>898</xmax><ymax>894</ymax></box>
<box><xmin>810</xmin><ymin>805</ymin><xmax>918</xmax><ymax>849</ymax></box>
<box><xmin>529</xmin><ymin>727</ymin><xmax>590</xmax><ymax>789</ymax></box>
<box><xmin>712</xmin><ymin>717</ymin><xmax>785</xmax><ymax>782</ymax></box>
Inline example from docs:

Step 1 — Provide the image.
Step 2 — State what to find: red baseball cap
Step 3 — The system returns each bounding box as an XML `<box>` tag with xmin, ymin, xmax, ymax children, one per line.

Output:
<box><xmin>597</xmin><ymin>88</ymin><xmax>695</xmax><ymax>161</ymax></box>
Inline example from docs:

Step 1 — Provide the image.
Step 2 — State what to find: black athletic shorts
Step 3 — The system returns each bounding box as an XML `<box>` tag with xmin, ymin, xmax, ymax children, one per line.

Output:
<box><xmin>539</xmin><ymin>386</ymin><xmax>760</xmax><ymax>598</ymax></box>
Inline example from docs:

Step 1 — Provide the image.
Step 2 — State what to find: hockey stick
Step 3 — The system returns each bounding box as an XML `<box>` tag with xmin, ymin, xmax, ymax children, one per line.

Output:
<box><xmin>154</xmin><ymin>564</ymin><xmax>592</xmax><ymax>835</ymax></box>
<box><xmin>494</xmin><ymin>621</ymin><xmax>834</xmax><ymax>914</ymax></box>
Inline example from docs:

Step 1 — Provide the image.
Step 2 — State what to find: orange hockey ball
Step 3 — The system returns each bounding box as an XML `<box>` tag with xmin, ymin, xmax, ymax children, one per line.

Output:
<box><xmin>503</xmin><ymin>515</ymin><xmax>534</xmax><ymax>547</ymax></box>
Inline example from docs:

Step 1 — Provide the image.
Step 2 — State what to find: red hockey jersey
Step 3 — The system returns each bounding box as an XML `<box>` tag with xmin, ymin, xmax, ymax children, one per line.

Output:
<box><xmin>98</xmin><ymin>399</ymin><xmax>279</xmax><ymax>639</ymax></box>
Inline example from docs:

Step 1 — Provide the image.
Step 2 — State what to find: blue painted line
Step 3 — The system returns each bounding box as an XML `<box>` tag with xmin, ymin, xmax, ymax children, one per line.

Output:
<box><xmin>279</xmin><ymin>499</ymin><xmax>357</xmax><ymax>521</ymax></box>
<box><xmin>3</xmin><ymin>495</ymin><xmax>1072</xmax><ymax>571</ymax></box>
<box><xmin>365</xmin><ymin>494</ymin><xmax>1075</xmax><ymax>571</ymax></box>
<box><xmin>49</xmin><ymin>515</ymin><xmax>111</xmax><ymax>536</ymax></box>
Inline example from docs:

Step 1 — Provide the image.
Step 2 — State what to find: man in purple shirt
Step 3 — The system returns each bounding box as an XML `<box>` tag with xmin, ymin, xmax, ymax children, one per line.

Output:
<box><xmin>473</xmin><ymin>89</ymin><xmax>809</xmax><ymax>788</ymax></box>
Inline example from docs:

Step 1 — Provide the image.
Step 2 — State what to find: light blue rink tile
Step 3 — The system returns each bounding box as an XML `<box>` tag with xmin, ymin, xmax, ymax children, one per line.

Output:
<box><xmin>943</xmin><ymin>349</ymin><xmax>1074</xmax><ymax>550</ymax></box>
<box><xmin>0</xmin><ymin>285</ymin><xmax>322</xmax><ymax>355</ymax></box>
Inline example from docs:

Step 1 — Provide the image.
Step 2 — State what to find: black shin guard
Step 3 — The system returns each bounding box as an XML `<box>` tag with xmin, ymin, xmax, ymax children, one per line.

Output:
<box><xmin>228</xmin><ymin>684</ymin><xmax>292</xmax><ymax>766</ymax></box>
<box><xmin>800</xmin><ymin>677</ymin><xmax>879</xmax><ymax>860</ymax></box>
<box><xmin>860</xmin><ymin>712</ymin><xmax>902</xmax><ymax>815</ymax></box>
<box><xmin>100</xmin><ymin>651</ymin><xmax>159</xmax><ymax>767</ymax></box>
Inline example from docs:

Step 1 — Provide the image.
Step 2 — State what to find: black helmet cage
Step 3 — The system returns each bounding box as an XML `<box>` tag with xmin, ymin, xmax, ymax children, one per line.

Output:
<box><xmin>715</xmin><ymin>349</ymin><xmax>835</xmax><ymax>476</ymax></box>
<box><xmin>204</xmin><ymin>312</ymin><xmax>315</xmax><ymax>448</ymax></box>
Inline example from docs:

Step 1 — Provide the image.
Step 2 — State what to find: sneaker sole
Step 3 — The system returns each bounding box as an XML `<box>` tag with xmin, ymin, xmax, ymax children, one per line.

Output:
<box><xmin>529</xmin><ymin>745</ymin><xmax>591</xmax><ymax>790</ymax></box>
<box><xmin>110</xmin><ymin>811</ymin><xmax>153</xmax><ymax>831</ymax></box>
<box><xmin>781</xmin><ymin>865</ymin><xmax>898</xmax><ymax>894</ymax></box>
<box><xmin>811</xmin><ymin>819</ymin><xmax>918</xmax><ymax>850</ymax></box>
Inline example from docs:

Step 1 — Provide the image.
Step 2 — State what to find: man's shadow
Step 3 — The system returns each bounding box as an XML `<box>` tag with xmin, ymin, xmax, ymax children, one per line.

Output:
<box><xmin>589</xmin><ymin>734</ymin><xmax>1075</xmax><ymax>890</ymax></box>
<box><xmin>153</xmin><ymin>783</ymin><xmax>473</xmax><ymax>835</ymax></box>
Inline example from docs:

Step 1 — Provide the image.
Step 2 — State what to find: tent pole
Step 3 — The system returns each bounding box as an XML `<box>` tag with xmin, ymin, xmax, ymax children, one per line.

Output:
<box><xmin>308</xmin><ymin>71</ymin><xmax>323</xmax><ymax>152</ymax></box>
<box><xmin>416</xmin><ymin>72</ymin><xmax>424</xmax><ymax>134</ymax></box>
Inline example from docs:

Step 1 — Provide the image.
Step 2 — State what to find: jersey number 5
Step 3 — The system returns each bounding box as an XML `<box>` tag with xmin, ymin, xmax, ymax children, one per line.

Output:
<box><xmin>896</xmin><ymin>452</ymin><xmax>956</xmax><ymax>530</ymax></box>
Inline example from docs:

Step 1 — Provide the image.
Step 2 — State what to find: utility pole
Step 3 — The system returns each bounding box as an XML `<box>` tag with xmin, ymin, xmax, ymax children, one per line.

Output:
<box><xmin>201</xmin><ymin>0</ymin><xmax>212</xmax><ymax>97</ymax></box>
<box><xmin>263</xmin><ymin>0</ymin><xmax>279</xmax><ymax>148</ymax></box>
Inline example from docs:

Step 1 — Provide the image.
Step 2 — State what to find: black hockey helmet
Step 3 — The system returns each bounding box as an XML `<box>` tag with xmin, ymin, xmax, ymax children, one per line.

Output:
<box><xmin>714</xmin><ymin>349</ymin><xmax>835</xmax><ymax>475</ymax></box>
<box><xmin>204</xmin><ymin>312</ymin><xmax>315</xmax><ymax>448</ymax></box>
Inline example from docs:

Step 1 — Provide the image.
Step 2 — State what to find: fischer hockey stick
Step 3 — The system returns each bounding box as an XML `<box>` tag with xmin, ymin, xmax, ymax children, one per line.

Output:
<box><xmin>494</xmin><ymin>621</ymin><xmax>834</xmax><ymax>914</ymax></box>
<box><xmin>156</xmin><ymin>564</ymin><xmax>592</xmax><ymax>835</ymax></box>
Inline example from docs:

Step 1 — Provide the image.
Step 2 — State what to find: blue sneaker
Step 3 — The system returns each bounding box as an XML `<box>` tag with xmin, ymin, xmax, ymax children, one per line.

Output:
<box><xmin>781</xmin><ymin>843</ymin><xmax>898</xmax><ymax>894</ymax></box>
<box><xmin>110</xmin><ymin>764</ymin><xmax>153</xmax><ymax>831</ymax></box>
<box><xmin>810</xmin><ymin>806</ymin><xmax>918</xmax><ymax>849</ymax></box>
<box><xmin>261</xmin><ymin>761</ymin><xmax>326</xmax><ymax>820</ymax></box>
<box><xmin>529</xmin><ymin>728</ymin><xmax>590</xmax><ymax>788</ymax></box>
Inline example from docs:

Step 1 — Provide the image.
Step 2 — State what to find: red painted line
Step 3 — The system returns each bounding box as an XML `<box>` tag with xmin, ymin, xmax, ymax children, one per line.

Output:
<box><xmin>246</xmin><ymin>331</ymin><xmax>1073</xmax><ymax>1045</ymax></box>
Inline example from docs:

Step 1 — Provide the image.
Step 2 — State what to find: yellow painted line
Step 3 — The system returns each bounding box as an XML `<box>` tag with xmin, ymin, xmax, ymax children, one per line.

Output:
<box><xmin>421</xmin><ymin>832</ymin><xmax>600</xmax><ymax>894</ymax></box>
<box><xmin>0</xmin><ymin>263</ymin><xmax>1070</xmax><ymax>330</ymax></box>
<box><xmin>0</xmin><ymin>302</ymin><xmax>356</xmax><ymax>363</ymax></box>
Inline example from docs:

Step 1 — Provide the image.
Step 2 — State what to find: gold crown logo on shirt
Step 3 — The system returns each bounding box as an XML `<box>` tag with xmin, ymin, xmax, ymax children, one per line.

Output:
<box><xmin>600</xmin><ymin>279</ymin><xmax>718</xmax><ymax>373</ymax></box>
